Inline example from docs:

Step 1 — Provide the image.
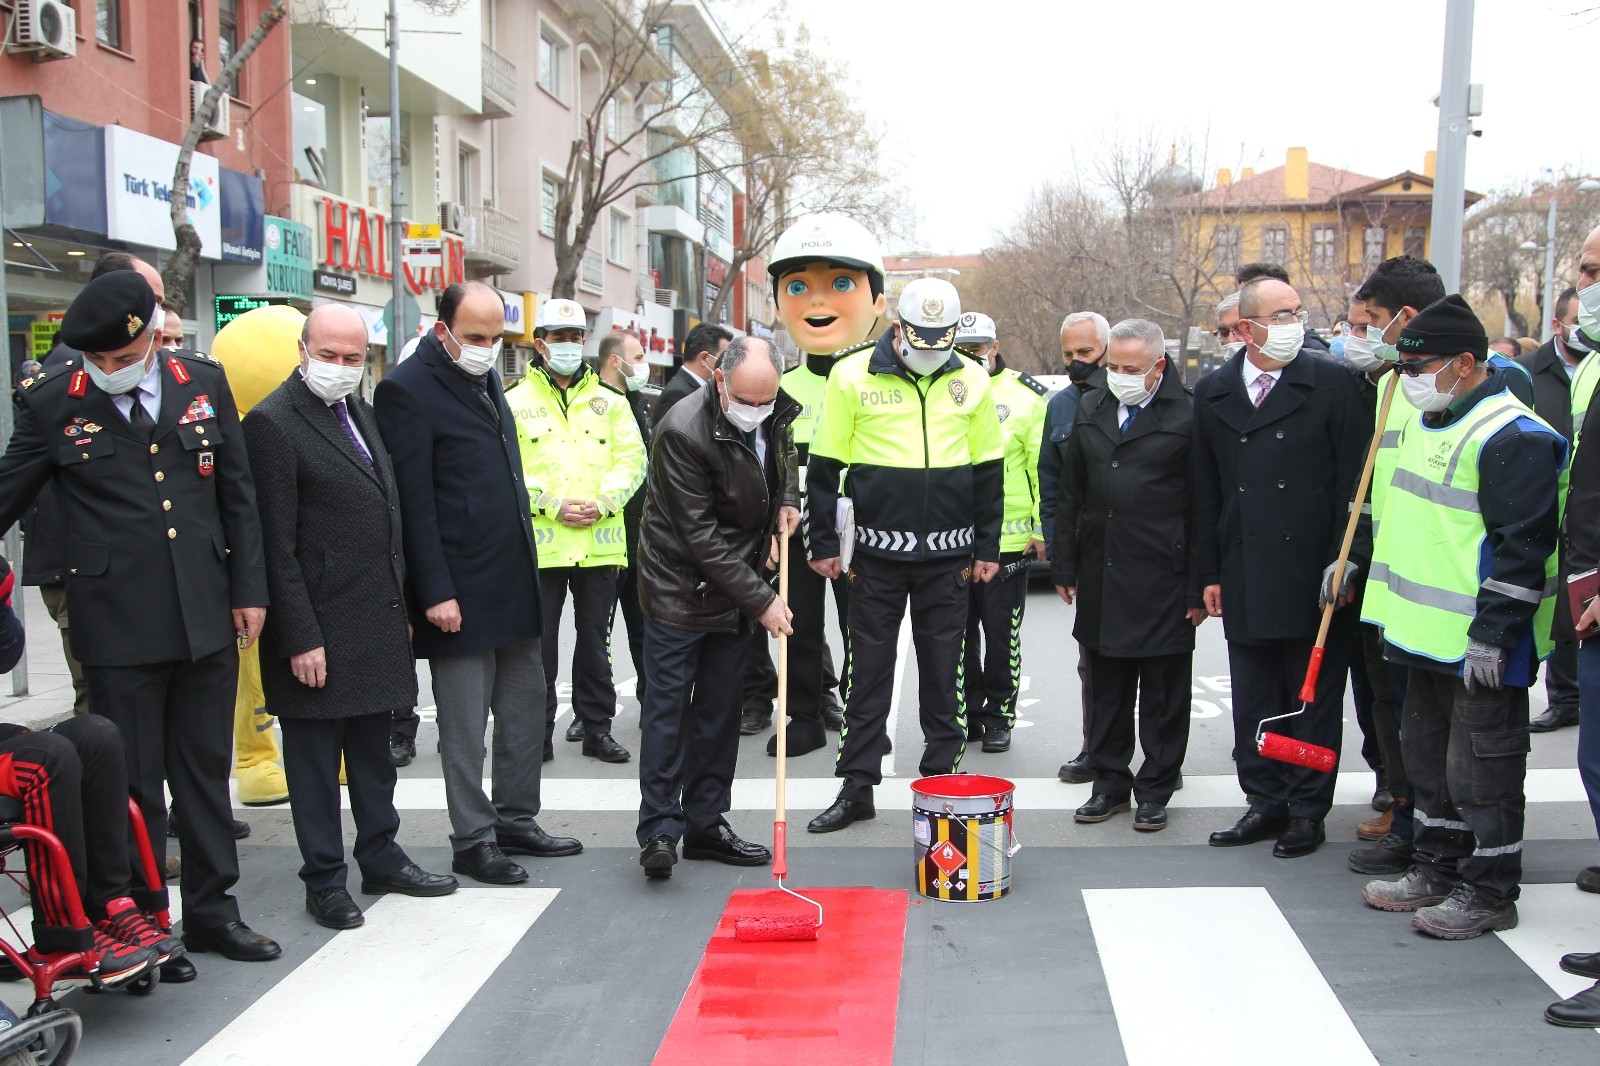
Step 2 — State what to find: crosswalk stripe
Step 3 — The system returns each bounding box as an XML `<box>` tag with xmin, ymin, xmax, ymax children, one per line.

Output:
<box><xmin>1496</xmin><ymin>882</ymin><xmax>1600</xmax><ymax>1029</ymax></box>
<box><xmin>292</xmin><ymin>767</ymin><xmax>1589</xmax><ymax>814</ymax></box>
<box><xmin>1084</xmin><ymin>886</ymin><xmax>1378</xmax><ymax>1064</ymax></box>
<box><xmin>181</xmin><ymin>888</ymin><xmax>557</xmax><ymax>1066</ymax></box>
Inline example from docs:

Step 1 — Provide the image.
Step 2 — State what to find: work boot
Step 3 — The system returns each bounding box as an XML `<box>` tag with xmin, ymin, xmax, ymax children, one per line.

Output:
<box><xmin>767</xmin><ymin>717</ymin><xmax>827</xmax><ymax>757</ymax></box>
<box><xmin>1412</xmin><ymin>885</ymin><xmax>1518</xmax><ymax>940</ymax></box>
<box><xmin>1362</xmin><ymin>867</ymin><xmax>1454</xmax><ymax>912</ymax></box>
<box><xmin>1348</xmin><ymin>832</ymin><xmax>1415</xmax><ymax>875</ymax></box>
<box><xmin>1356</xmin><ymin>808</ymin><xmax>1393</xmax><ymax>841</ymax></box>
<box><xmin>1058</xmin><ymin>752</ymin><xmax>1093</xmax><ymax>784</ymax></box>
<box><xmin>966</xmin><ymin>716</ymin><xmax>985</xmax><ymax>742</ymax></box>
<box><xmin>740</xmin><ymin>708</ymin><xmax>772</xmax><ymax>736</ymax></box>
<box><xmin>389</xmin><ymin>733</ymin><xmax>416</xmax><ymax>768</ymax></box>
<box><xmin>981</xmin><ymin>725</ymin><xmax>1012</xmax><ymax>753</ymax></box>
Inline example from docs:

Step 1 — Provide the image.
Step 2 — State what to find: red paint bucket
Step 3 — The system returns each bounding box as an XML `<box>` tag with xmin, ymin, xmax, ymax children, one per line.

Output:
<box><xmin>910</xmin><ymin>774</ymin><xmax>1017</xmax><ymax>902</ymax></box>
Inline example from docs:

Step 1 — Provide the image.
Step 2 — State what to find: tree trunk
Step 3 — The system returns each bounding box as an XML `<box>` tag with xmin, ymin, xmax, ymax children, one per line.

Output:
<box><xmin>1500</xmin><ymin>290</ymin><xmax>1529</xmax><ymax>339</ymax></box>
<box><xmin>162</xmin><ymin>1</ymin><xmax>287</xmax><ymax>315</ymax></box>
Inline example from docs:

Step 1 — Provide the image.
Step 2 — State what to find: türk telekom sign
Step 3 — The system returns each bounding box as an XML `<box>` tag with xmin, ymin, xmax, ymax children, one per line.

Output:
<box><xmin>103</xmin><ymin>126</ymin><xmax>222</xmax><ymax>259</ymax></box>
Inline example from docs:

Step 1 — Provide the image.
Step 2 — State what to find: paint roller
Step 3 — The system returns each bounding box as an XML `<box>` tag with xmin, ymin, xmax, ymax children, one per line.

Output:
<box><xmin>734</xmin><ymin>528</ymin><xmax>824</xmax><ymax>944</ymax></box>
<box><xmin>1256</xmin><ymin>368</ymin><xmax>1399</xmax><ymax>773</ymax></box>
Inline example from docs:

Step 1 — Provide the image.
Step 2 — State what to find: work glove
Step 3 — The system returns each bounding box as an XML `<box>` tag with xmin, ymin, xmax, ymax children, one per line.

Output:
<box><xmin>1462</xmin><ymin>639</ymin><xmax>1506</xmax><ymax>693</ymax></box>
<box><xmin>1318</xmin><ymin>560</ymin><xmax>1360</xmax><ymax>610</ymax></box>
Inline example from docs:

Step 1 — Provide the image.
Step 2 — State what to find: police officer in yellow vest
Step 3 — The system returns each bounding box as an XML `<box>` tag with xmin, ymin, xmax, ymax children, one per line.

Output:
<box><xmin>955</xmin><ymin>311</ymin><xmax>1046</xmax><ymax>754</ymax></box>
<box><xmin>1360</xmin><ymin>294</ymin><xmax>1566</xmax><ymax>940</ymax></box>
<box><xmin>805</xmin><ymin>278</ymin><xmax>1005</xmax><ymax>832</ymax></box>
<box><xmin>506</xmin><ymin>299</ymin><xmax>645</xmax><ymax>764</ymax></box>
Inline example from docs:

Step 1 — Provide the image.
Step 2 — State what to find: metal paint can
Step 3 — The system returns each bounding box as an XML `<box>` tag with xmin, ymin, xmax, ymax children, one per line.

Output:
<box><xmin>910</xmin><ymin>774</ymin><xmax>1017</xmax><ymax>902</ymax></box>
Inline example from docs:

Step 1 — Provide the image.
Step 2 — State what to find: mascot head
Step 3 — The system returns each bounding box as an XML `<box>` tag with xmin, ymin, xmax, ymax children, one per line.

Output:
<box><xmin>211</xmin><ymin>304</ymin><xmax>308</xmax><ymax>415</ymax></box>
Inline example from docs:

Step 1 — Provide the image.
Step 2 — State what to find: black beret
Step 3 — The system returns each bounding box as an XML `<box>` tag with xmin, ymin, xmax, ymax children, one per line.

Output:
<box><xmin>58</xmin><ymin>270</ymin><xmax>158</xmax><ymax>353</ymax></box>
<box><xmin>1396</xmin><ymin>293</ymin><xmax>1487</xmax><ymax>360</ymax></box>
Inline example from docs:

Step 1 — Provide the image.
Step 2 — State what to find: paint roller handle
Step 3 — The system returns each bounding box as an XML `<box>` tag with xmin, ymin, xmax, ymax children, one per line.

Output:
<box><xmin>775</xmin><ymin>529</ymin><xmax>791</xmax><ymax>825</ymax></box>
<box><xmin>1297</xmin><ymin>646</ymin><xmax>1325</xmax><ymax>704</ymax></box>
<box><xmin>773</xmin><ymin>820</ymin><xmax>787</xmax><ymax>880</ymax></box>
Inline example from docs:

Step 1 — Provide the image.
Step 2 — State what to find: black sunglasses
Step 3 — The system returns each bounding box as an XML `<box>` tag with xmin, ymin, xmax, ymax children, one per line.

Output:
<box><xmin>1395</xmin><ymin>355</ymin><xmax>1451</xmax><ymax>377</ymax></box>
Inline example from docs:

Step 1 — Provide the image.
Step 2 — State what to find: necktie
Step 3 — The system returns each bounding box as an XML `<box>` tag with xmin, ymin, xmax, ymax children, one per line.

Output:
<box><xmin>1120</xmin><ymin>405</ymin><xmax>1139</xmax><ymax>435</ymax></box>
<box><xmin>127</xmin><ymin>388</ymin><xmax>155</xmax><ymax>440</ymax></box>
<box><xmin>1253</xmin><ymin>372</ymin><xmax>1274</xmax><ymax>408</ymax></box>
<box><xmin>333</xmin><ymin>400</ymin><xmax>374</xmax><ymax>468</ymax></box>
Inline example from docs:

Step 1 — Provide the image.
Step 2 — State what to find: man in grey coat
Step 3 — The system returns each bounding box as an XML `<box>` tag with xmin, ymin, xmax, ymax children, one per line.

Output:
<box><xmin>243</xmin><ymin>305</ymin><xmax>458</xmax><ymax>930</ymax></box>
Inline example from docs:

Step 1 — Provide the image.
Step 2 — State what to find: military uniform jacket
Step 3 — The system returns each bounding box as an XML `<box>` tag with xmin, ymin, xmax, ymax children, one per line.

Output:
<box><xmin>0</xmin><ymin>352</ymin><xmax>267</xmax><ymax>666</ymax></box>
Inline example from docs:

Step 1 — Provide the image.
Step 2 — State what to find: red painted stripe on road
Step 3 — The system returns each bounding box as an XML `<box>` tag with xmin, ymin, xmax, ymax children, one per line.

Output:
<box><xmin>654</xmin><ymin>888</ymin><xmax>908</xmax><ymax>1065</ymax></box>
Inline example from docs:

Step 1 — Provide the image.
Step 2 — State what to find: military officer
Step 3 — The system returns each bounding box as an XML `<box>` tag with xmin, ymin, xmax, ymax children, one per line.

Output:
<box><xmin>0</xmin><ymin>270</ymin><xmax>279</xmax><ymax>968</ymax></box>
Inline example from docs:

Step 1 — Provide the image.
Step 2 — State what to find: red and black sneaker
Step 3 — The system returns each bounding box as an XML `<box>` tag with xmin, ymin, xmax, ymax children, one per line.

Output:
<box><xmin>101</xmin><ymin>897</ymin><xmax>184</xmax><ymax>964</ymax></box>
<box><xmin>30</xmin><ymin>928</ymin><xmax>157</xmax><ymax>987</ymax></box>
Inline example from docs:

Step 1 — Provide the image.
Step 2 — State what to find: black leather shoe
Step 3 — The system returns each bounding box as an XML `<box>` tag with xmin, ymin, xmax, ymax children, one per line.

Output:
<box><xmin>982</xmin><ymin>725</ymin><xmax>1012</xmax><ymax>753</ymax></box>
<box><xmin>822</xmin><ymin>704</ymin><xmax>844</xmax><ymax>731</ymax></box>
<box><xmin>1547</xmin><ymin>982</ymin><xmax>1600</xmax><ymax>1027</ymax></box>
<box><xmin>451</xmin><ymin>841</ymin><xmax>528</xmax><ymax>885</ymax></box>
<box><xmin>306</xmin><ymin>887</ymin><xmax>363</xmax><ymax>929</ymax></box>
<box><xmin>767</xmin><ymin>717</ymin><xmax>827</xmax><ymax>757</ymax></box>
<box><xmin>1272</xmin><ymin>817</ymin><xmax>1326</xmax><ymax>858</ymax></box>
<box><xmin>582</xmin><ymin>732</ymin><xmax>630</xmax><ymax>763</ymax></box>
<box><xmin>1058</xmin><ymin>752</ymin><xmax>1093</xmax><ymax>784</ymax></box>
<box><xmin>565</xmin><ymin>718</ymin><xmax>585</xmax><ymax>742</ymax></box>
<box><xmin>497</xmin><ymin>823</ymin><xmax>583</xmax><ymax>857</ymax></box>
<box><xmin>1209</xmin><ymin>811</ymin><xmax>1287</xmax><ymax>847</ymax></box>
<box><xmin>159</xmin><ymin>956</ymin><xmax>197</xmax><ymax>983</ymax></box>
<box><xmin>1133</xmin><ymin>802</ymin><xmax>1167</xmax><ymax>831</ymax></box>
<box><xmin>1075</xmin><ymin>794</ymin><xmax>1130</xmax><ymax>823</ymax></box>
<box><xmin>361</xmin><ymin>862</ymin><xmax>459</xmax><ymax>897</ymax></box>
<box><xmin>683</xmin><ymin>825</ymin><xmax>772</xmax><ymax>866</ymax></box>
<box><xmin>807</xmin><ymin>796</ymin><xmax>876</xmax><ymax>833</ymax></box>
<box><xmin>740</xmin><ymin>708</ymin><xmax>773</xmax><ymax>735</ymax></box>
<box><xmin>640</xmin><ymin>835</ymin><xmax>677</xmax><ymax>879</ymax></box>
<box><xmin>1530</xmin><ymin>705</ymin><xmax>1581</xmax><ymax>732</ymax></box>
<box><xmin>389</xmin><ymin>733</ymin><xmax>415</xmax><ymax>768</ymax></box>
<box><xmin>168</xmin><ymin>806</ymin><xmax>251</xmax><ymax>841</ymax></box>
<box><xmin>183</xmin><ymin>921</ymin><xmax>282</xmax><ymax>961</ymax></box>
<box><xmin>1561</xmin><ymin>951</ymin><xmax>1600</xmax><ymax>980</ymax></box>
<box><xmin>1577</xmin><ymin>865</ymin><xmax>1600</xmax><ymax>893</ymax></box>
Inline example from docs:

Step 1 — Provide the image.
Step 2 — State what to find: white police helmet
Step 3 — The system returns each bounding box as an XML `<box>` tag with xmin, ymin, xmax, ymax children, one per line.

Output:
<box><xmin>768</xmin><ymin>213</ymin><xmax>885</xmax><ymax>289</ymax></box>
<box><xmin>536</xmin><ymin>298</ymin><xmax>588</xmax><ymax>334</ymax></box>
<box><xmin>955</xmin><ymin>311</ymin><xmax>996</xmax><ymax>346</ymax></box>
<box><xmin>896</xmin><ymin>278</ymin><xmax>962</xmax><ymax>351</ymax></box>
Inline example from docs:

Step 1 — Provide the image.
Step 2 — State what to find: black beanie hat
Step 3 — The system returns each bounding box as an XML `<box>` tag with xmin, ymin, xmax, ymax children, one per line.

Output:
<box><xmin>1396</xmin><ymin>293</ymin><xmax>1488</xmax><ymax>361</ymax></box>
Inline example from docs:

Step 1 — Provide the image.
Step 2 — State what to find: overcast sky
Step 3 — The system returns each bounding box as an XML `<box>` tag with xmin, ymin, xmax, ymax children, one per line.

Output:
<box><xmin>790</xmin><ymin>0</ymin><xmax>1594</xmax><ymax>253</ymax></box>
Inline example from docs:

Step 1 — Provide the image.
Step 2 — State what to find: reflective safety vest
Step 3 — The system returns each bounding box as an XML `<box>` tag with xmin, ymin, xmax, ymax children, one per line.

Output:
<box><xmin>505</xmin><ymin>366</ymin><xmax>646</xmax><ymax>568</ymax></box>
<box><xmin>1571</xmin><ymin>349</ymin><xmax>1600</xmax><ymax>468</ymax></box>
<box><xmin>1363</xmin><ymin>391</ymin><xmax>1564</xmax><ymax>663</ymax></box>
<box><xmin>988</xmin><ymin>367</ymin><xmax>1048</xmax><ymax>552</ymax></box>
<box><xmin>1368</xmin><ymin>374</ymin><xmax>1418</xmax><ymax>542</ymax></box>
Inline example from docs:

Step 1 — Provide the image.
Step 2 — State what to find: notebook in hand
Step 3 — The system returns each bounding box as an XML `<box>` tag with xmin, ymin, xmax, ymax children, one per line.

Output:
<box><xmin>1569</xmin><ymin>568</ymin><xmax>1600</xmax><ymax>640</ymax></box>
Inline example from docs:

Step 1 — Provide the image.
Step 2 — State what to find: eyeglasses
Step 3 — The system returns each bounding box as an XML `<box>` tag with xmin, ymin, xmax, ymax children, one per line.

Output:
<box><xmin>1395</xmin><ymin>355</ymin><xmax>1451</xmax><ymax>377</ymax></box>
<box><xmin>1243</xmin><ymin>310</ymin><xmax>1310</xmax><ymax>328</ymax></box>
<box><xmin>1213</xmin><ymin>326</ymin><xmax>1242</xmax><ymax>340</ymax></box>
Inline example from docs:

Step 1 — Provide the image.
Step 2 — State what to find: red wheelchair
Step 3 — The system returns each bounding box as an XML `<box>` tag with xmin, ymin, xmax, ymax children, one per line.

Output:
<box><xmin>0</xmin><ymin>795</ymin><xmax>174</xmax><ymax>1065</ymax></box>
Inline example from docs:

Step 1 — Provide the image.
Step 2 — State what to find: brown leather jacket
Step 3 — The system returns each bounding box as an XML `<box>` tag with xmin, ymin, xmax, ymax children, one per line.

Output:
<box><xmin>637</xmin><ymin>377</ymin><xmax>800</xmax><ymax>633</ymax></box>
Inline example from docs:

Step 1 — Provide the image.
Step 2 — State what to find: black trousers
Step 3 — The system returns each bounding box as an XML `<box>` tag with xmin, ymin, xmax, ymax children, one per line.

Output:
<box><xmin>280</xmin><ymin>713</ymin><xmax>408</xmax><ymax>892</ymax></box>
<box><xmin>541</xmin><ymin>566</ymin><xmax>620</xmax><ymax>741</ymax></box>
<box><xmin>1360</xmin><ymin>622</ymin><xmax>1407</xmax><ymax>795</ymax></box>
<box><xmin>620</xmin><ymin>505</ymin><xmax>647</xmax><ymax>701</ymax></box>
<box><xmin>743</xmin><ymin>560</ymin><xmax>848</xmax><ymax>721</ymax></box>
<box><xmin>1348</xmin><ymin>634</ymin><xmax>1383</xmax><ymax>774</ymax></box>
<box><xmin>1404</xmin><ymin>669</ymin><xmax>1529</xmax><ymax>905</ymax></box>
<box><xmin>390</xmin><ymin>707</ymin><xmax>421</xmax><ymax>741</ymax></box>
<box><xmin>86</xmin><ymin>644</ymin><xmax>240</xmax><ymax>929</ymax></box>
<box><xmin>1226</xmin><ymin>628</ymin><xmax>1352</xmax><ymax>821</ymax></box>
<box><xmin>1083</xmin><ymin>648</ymin><xmax>1191</xmax><ymax>804</ymax></box>
<box><xmin>636</xmin><ymin>620</ymin><xmax>752</xmax><ymax>845</ymax></box>
<box><xmin>963</xmin><ymin>550</ymin><xmax>1029</xmax><ymax>727</ymax></box>
<box><xmin>836</xmin><ymin>555</ymin><xmax>969</xmax><ymax>802</ymax></box>
<box><xmin>0</xmin><ymin>716</ymin><xmax>137</xmax><ymax>952</ymax></box>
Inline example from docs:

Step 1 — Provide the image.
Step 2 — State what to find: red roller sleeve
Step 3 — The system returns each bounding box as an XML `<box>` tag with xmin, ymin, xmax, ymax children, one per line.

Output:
<box><xmin>1298</xmin><ymin>646</ymin><xmax>1325</xmax><ymax>704</ymax></box>
<box><xmin>732</xmin><ymin>914</ymin><xmax>820</xmax><ymax>943</ymax></box>
<box><xmin>1258</xmin><ymin>732</ymin><xmax>1337</xmax><ymax>773</ymax></box>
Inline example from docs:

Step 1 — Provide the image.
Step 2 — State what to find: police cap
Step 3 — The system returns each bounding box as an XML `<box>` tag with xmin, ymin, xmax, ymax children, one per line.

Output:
<box><xmin>897</xmin><ymin>278</ymin><xmax>962</xmax><ymax>351</ymax></box>
<box><xmin>59</xmin><ymin>270</ymin><xmax>159</xmax><ymax>353</ymax></box>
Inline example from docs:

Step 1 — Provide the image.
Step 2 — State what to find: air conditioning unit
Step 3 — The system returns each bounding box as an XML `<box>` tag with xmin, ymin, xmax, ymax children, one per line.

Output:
<box><xmin>192</xmin><ymin>81</ymin><xmax>230</xmax><ymax>140</ymax></box>
<box><xmin>653</xmin><ymin>288</ymin><xmax>678</xmax><ymax>309</ymax></box>
<box><xmin>439</xmin><ymin>201</ymin><xmax>467</xmax><ymax>234</ymax></box>
<box><xmin>14</xmin><ymin>0</ymin><xmax>77</xmax><ymax>59</ymax></box>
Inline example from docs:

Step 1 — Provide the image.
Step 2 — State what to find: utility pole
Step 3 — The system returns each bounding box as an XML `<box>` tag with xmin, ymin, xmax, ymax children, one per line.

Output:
<box><xmin>1429</xmin><ymin>0</ymin><xmax>1474</xmax><ymax>292</ymax></box>
<box><xmin>0</xmin><ymin>137</ymin><xmax>27</xmax><ymax>697</ymax></box>
<box><xmin>388</xmin><ymin>0</ymin><xmax>406</xmax><ymax>356</ymax></box>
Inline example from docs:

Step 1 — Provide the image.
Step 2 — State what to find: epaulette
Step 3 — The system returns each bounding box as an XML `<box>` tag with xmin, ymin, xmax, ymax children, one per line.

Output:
<box><xmin>18</xmin><ymin>362</ymin><xmax>75</xmax><ymax>395</ymax></box>
<box><xmin>1016</xmin><ymin>371</ymin><xmax>1049</xmax><ymax>397</ymax></box>
<box><xmin>173</xmin><ymin>347</ymin><xmax>220</xmax><ymax>366</ymax></box>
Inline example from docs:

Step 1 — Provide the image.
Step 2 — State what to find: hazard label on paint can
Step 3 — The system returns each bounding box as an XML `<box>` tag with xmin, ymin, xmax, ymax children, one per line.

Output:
<box><xmin>929</xmin><ymin>840</ymin><xmax>966</xmax><ymax>875</ymax></box>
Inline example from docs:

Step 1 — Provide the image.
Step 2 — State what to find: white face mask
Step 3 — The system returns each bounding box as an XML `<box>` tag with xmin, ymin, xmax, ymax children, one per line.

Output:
<box><xmin>618</xmin><ymin>357</ymin><xmax>647</xmax><ymax>392</ymax></box>
<box><xmin>1400</xmin><ymin>366</ymin><xmax>1459</xmax><ymax>412</ymax></box>
<box><xmin>86</xmin><ymin>327</ymin><xmax>157</xmax><ymax>396</ymax></box>
<box><xmin>1343</xmin><ymin>331</ymin><xmax>1385</xmax><ymax>371</ymax></box>
<box><xmin>545</xmin><ymin>341</ymin><xmax>585</xmax><ymax>376</ymax></box>
<box><xmin>1106</xmin><ymin>363</ymin><xmax>1161</xmax><ymax>408</ymax></box>
<box><xmin>1223</xmin><ymin>341</ymin><xmax>1246</xmax><ymax>359</ymax></box>
<box><xmin>898</xmin><ymin>336</ymin><xmax>951</xmax><ymax>377</ymax></box>
<box><xmin>1575</xmin><ymin>281</ymin><xmax>1600</xmax><ymax>350</ymax></box>
<box><xmin>1365</xmin><ymin>313</ymin><xmax>1404</xmax><ymax>365</ymax></box>
<box><xmin>724</xmin><ymin>399</ymin><xmax>773</xmax><ymax>432</ymax></box>
<box><xmin>1254</xmin><ymin>321</ymin><xmax>1304</xmax><ymax>363</ymax></box>
<box><xmin>1570</xmin><ymin>323</ymin><xmax>1594</xmax><ymax>355</ymax></box>
<box><xmin>300</xmin><ymin>348</ymin><xmax>364</xmax><ymax>403</ymax></box>
<box><xmin>446</xmin><ymin>324</ymin><xmax>501</xmax><ymax>376</ymax></box>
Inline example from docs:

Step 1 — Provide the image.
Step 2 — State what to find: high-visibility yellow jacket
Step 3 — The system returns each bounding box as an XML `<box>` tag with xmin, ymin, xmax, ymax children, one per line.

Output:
<box><xmin>986</xmin><ymin>365</ymin><xmax>1048</xmax><ymax>553</ymax></box>
<box><xmin>506</xmin><ymin>365</ymin><xmax>645</xmax><ymax>568</ymax></box>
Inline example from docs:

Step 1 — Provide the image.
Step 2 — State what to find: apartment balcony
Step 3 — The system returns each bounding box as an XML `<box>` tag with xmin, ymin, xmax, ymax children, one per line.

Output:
<box><xmin>462</xmin><ymin>204</ymin><xmax>520</xmax><ymax>276</ymax></box>
<box><xmin>482</xmin><ymin>43</ymin><xmax>517</xmax><ymax>118</ymax></box>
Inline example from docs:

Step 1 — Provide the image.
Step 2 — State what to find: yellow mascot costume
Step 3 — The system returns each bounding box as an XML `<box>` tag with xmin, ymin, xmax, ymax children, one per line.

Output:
<box><xmin>211</xmin><ymin>305</ymin><xmax>304</xmax><ymax>806</ymax></box>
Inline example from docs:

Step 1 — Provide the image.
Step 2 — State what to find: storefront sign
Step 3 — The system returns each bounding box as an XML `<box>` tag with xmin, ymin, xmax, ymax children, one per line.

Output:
<box><xmin>219</xmin><ymin>167</ymin><xmax>265</xmax><ymax>264</ymax></box>
<box><xmin>498</xmin><ymin>288</ymin><xmax>529</xmax><ymax>339</ymax></box>
<box><xmin>315</xmin><ymin>193</ymin><xmax>464</xmax><ymax>297</ymax></box>
<box><xmin>595</xmin><ymin>305</ymin><xmax>678</xmax><ymax>367</ymax></box>
<box><xmin>314</xmin><ymin>270</ymin><xmax>356</xmax><ymax>296</ymax></box>
<box><xmin>265</xmin><ymin>216</ymin><xmax>314</xmax><ymax>301</ymax></box>
<box><xmin>103</xmin><ymin>125</ymin><xmax>221</xmax><ymax>259</ymax></box>
<box><xmin>29</xmin><ymin>320</ymin><xmax>60</xmax><ymax>360</ymax></box>
<box><xmin>215</xmin><ymin>294</ymin><xmax>291</xmax><ymax>333</ymax></box>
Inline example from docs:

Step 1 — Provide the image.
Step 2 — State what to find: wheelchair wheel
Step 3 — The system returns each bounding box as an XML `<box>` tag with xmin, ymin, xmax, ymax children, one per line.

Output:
<box><xmin>3</xmin><ymin>1004</ymin><xmax>81</xmax><ymax>1066</ymax></box>
<box><xmin>123</xmin><ymin>968</ymin><xmax>157</xmax><ymax>997</ymax></box>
